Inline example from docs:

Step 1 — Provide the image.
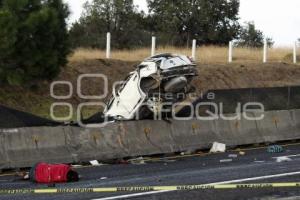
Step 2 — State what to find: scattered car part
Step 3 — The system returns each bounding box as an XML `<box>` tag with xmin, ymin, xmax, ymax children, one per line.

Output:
<box><xmin>267</xmin><ymin>145</ymin><xmax>284</xmax><ymax>153</ymax></box>
<box><xmin>90</xmin><ymin>160</ymin><xmax>101</xmax><ymax>166</ymax></box>
<box><xmin>220</xmin><ymin>159</ymin><xmax>232</xmax><ymax>163</ymax></box>
<box><xmin>210</xmin><ymin>142</ymin><xmax>226</xmax><ymax>153</ymax></box>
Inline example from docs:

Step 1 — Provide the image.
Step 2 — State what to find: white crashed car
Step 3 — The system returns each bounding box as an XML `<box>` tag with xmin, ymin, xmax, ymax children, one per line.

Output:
<box><xmin>104</xmin><ymin>53</ymin><xmax>198</xmax><ymax>120</ymax></box>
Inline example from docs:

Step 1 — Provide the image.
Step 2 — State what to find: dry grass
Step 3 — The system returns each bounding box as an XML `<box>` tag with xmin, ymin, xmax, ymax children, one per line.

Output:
<box><xmin>69</xmin><ymin>46</ymin><xmax>295</xmax><ymax>64</ymax></box>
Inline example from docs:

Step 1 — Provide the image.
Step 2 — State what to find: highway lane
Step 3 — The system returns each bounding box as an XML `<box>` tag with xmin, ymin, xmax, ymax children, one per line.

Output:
<box><xmin>1</xmin><ymin>143</ymin><xmax>300</xmax><ymax>200</ymax></box>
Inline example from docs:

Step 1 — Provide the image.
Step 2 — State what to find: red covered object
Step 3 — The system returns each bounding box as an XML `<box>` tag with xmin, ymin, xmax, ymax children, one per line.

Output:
<box><xmin>33</xmin><ymin>162</ymin><xmax>71</xmax><ymax>183</ymax></box>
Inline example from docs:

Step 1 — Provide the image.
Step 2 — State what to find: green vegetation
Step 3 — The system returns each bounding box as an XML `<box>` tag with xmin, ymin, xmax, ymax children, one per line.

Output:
<box><xmin>69</xmin><ymin>0</ymin><xmax>150</xmax><ymax>49</ymax></box>
<box><xmin>0</xmin><ymin>85</ymin><xmax>53</xmax><ymax>118</ymax></box>
<box><xmin>0</xmin><ymin>0</ymin><xmax>272</xmax><ymax>86</ymax></box>
<box><xmin>237</xmin><ymin>22</ymin><xmax>274</xmax><ymax>48</ymax></box>
<box><xmin>0</xmin><ymin>0</ymin><xmax>70</xmax><ymax>85</ymax></box>
<box><xmin>147</xmin><ymin>0</ymin><xmax>240</xmax><ymax>46</ymax></box>
<box><xmin>69</xmin><ymin>0</ymin><xmax>270</xmax><ymax>49</ymax></box>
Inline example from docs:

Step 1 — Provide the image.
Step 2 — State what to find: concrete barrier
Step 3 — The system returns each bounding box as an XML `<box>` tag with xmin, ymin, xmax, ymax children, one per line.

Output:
<box><xmin>178</xmin><ymin>86</ymin><xmax>300</xmax><ymax>117</ymax></box>
<box><xmin>293</xmin><ymin>109</ymin><xmax>300</xmax><ymax>130</ymax></box>
<box><xmin>254</xmin><ymin>110</ymin><xmax>298</xmax><ymax>142</ymax></box>
<box><xmin>66</xmin><ymin>123</ymin><xmax>129</xmax><ymax>162</ymax></box>
<box><xmin>213</xmin><ymin>113</ymin><xmax>261</xmax><ymax>146</ymax></box>
<box><xmin>1</xmin><ymin>109</ymin><xmax>300</xmax><ymax>170</ymax></box>
<box><xmin>0</xmin><ymin>129</ymin><xmax>8</xmax><ymax>170</ymax></box>
<box><xmin>1</xmin><ymin>127</ymin><xmax>73</xmax><ymax>169</ymax></box>
<box><xmin>66</xmin><ymin>120</ymin><xmax>176</xmax><ymax>162</ymax></box>
<box><xmin>124</xmin><ymin>120</ymin><xmax>176</xmax><ymax>156</ymax></box>
<box><xmin>170</xmin><ymin>119</ymin><xmax>214</xmax><ymax>151</ymax></box>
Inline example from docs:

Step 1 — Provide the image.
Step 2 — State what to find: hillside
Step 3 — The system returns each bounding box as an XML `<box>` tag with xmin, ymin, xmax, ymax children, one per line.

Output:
<box><xmin>0</xmin><ymin>58</ymin><xmax>300</xmax><ymax>120</ymax></box>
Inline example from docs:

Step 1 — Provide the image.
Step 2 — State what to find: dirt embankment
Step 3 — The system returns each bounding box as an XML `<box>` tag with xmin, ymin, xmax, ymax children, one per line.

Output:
<box><xmin>194</xmin><ymin>62</ymin><xmax>300</xmax><ymax>93</ymax></box>
<box><xmin>0</xmin><ymin>59</ymin><xmax>300</xmax><ymax>119</ymax></box>
<box><xmin>67</xmin><ymin>59</ymin><xmax>300</xmax><ymax>95</ymax></box>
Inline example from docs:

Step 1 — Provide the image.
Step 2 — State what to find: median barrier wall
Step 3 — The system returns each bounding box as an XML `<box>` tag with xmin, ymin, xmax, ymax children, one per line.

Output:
<box><xmin>1</xmin><ymin>109</ymin><xmax>300</xmax><ymax>169</ymax></box>
<box><xmin>254</xmin><ymin>110</ymin><xmax>297</xmax><ymax>142</ymax></box>
<box><xmin>0</xmin><ymin>131</ymin><xmax>7</xmax><ymax>170</ymax></box>
<box><xmin>293</xmin><ymin>109</ymin><xmax>300</xmax><ymax>131</ymax></box>
<box><xmin>1</xmin><ymin>126</ymin><xmax>73</xmax><ymax>169</ymax></box>
<box><xmin>178</xmin><ymin>86</ymin><xmax>300</xmax><ymax>117</ymax></box>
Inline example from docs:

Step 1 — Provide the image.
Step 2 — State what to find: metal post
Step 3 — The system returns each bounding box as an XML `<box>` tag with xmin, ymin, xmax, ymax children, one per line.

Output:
<box><xmin>192</xmin><ymin>39</ymin><xmax>197</xmax><ymax>61</ymax></box>
<box><xmin>263</xmin><ymin>38</ymin><xmax>267</xmax><ymax>63</ymax></box>
<box><xmin>151</xmin><ymin>36</ymin><xmax>156</xmax><ymax>56</ymax></box>
<box><xmin>106</xmin><ymin>32</ymin><xmax>111</xmax><ymax>59</ymax></box>
<box><xmin>228</xmin><ymin>41</ymin><xmax>233</xmax><ymax>63</ymax></box>
<box><xmin>293</xmin><ymin>41</ymin><xmax>297</xmax><ymax>64</ymax></box>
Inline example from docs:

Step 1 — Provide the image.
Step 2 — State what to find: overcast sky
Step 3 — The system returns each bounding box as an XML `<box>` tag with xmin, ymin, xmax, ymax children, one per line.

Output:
<box><xmin>64</xmin><ymin>0</ymin><xmax>300</xmax><ymax>46</ymax></box>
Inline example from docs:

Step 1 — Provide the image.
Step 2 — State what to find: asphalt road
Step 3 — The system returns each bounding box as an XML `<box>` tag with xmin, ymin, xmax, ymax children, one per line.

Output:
<box><xmin>1</xmin><ymin>143</ymin><xmax>300</xmax><ymax>200</ymax></box>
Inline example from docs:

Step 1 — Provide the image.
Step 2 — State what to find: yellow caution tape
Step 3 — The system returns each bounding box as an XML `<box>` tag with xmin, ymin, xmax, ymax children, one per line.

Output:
<box><xmin>1</xmin><ymin>183</ymin><xmax>300</xmax><ymax>194</ymax></box>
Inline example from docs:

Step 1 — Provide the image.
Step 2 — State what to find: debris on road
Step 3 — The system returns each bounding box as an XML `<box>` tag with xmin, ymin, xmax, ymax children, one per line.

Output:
<box><xmin>210</xmin><ymin>142</ymin><xmax>226</xmax><ymax>153</ymax></box>
<box><xmin>180</xmin><ymin>151</ymin><xmax>193</xmax><ymax>156</ymax></box>
<box><xmin>267</xmin><ymin>145</ymin><xmax>284</xmax><ymax>153</ymax></box>
<box><xmin>23</xmin><ymin>173</ymin><xmax>29</xmax><ymax>179</ymax></box>
<box><xmin>161</xmin><ymin>159</ymin><xmax>176</xmax><ymax>163</ymax></box>
<box><xmin>275</xmin><ymin>156</ymin><xmax>292</xmax><ymax>163</ymax></box>
<box><xmin>118</xmin><ymin>159</ymin><xmax>129</xmax><ymax>164</ymax></box>
<box><xmin>20</xmin><ymin>162</ymin><xmax>79</xmax><ymax>183</ymax></box>
<box><xmin>71</xmin><ymin>164</ymin><xmax>83</xmax><ymax>168</ymax></box>
<box><xmin>90</xmin><ymin>160</ymin><xmax>102</xmax><ymax>166</ymax></box>
<box><xmin>254</xmin><ymin>161</ymin><xmax>265</xmax><ymax>163</ymax></box>
<box><xmin>128</xmin><ymin>157</ymin><xmax>146</xmax><ymax>165</ymax></box>
<box><xmin>228</xmin><ymin>154</ymin><xmax>238</xmax><ymax>158</ymax></box>
<box><xmin>220</xmin><ymin>159</ymin><xmax>232</xmax><ymax>163</ymax></box>
<box><xmin>239</xmin><ymin>151</ymin><xmax>246</xmax><ymax>156</ymax></box>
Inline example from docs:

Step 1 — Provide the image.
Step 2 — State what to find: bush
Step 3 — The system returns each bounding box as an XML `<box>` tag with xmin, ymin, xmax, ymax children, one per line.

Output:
<box><xmin>69</xmin><ymin>0</ymin><xmax>151</xmax><ymax>50</ymax></box>
<box><xmin>236</xmin><ymin>22</ymin><xmax>274</xmax><ymax>48</ymax></box>
<box><xmin>0</xmin><ymin>0</ymin><xmax>70</xmax><ymax>85</ymax></box>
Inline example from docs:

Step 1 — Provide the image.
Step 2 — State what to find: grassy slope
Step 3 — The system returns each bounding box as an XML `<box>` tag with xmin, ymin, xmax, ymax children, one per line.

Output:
<box><xmin>0</xmin><ymin>85</ymin><xmax>53</xmax><ymax>119</ymax></box>
<box><xmin>0</xmin><ymin>59</ymin><xmax>138</xmax><ymax>120</ymax></box>
<box><xmin>0</xmin><ymin>48</ymin><xmax>300</xmax><ymax>120</ymax></box>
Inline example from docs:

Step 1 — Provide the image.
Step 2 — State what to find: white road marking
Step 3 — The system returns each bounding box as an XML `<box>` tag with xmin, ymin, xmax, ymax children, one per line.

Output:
<box><xmin>275</xmin><ymin>156</ymin><xmax>292</xmax><ymax>163</ymax></box>
<box><xmin>272</xmin><ymin>154</ymin><xmax>300</xmax><ymax>159</ymax></box>
<box><xmin>92</xmin><ymin>171</ymin><xmax>300</xmax><ymax>200</ymax></box>
<box><xmin>92</xmin><ymin>190</ymin><xmax>170</xmax><ymax>200</ymax></box>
